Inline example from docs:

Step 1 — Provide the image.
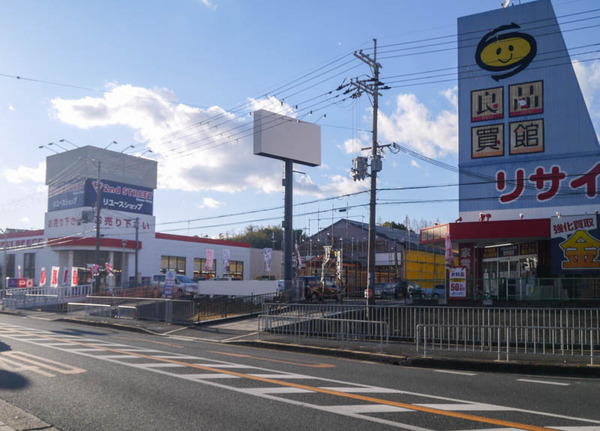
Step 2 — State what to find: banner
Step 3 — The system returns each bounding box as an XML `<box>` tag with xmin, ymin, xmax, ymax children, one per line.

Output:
<box><xmin>449</xmin><ymin>266</ymin><xmax>467</xmax><ymax>299</ymax></box>
<box><xmin>206</xmin><ymin>249</ymin><xmax>214</xmax><ymax>271</ymax></box>
<box><xmin>62</xmin><ymin>268</ymin><xmax>70</xmax><ymax>285</ymax></box>
<box><xmin>18</xmin><ymin>265</ymin><xmax>22</xmax><ymax>279</ymax></box>
<box><xmin>295</xmin><ymin>243</ymin><xmax>303</xmax><ymax>270</ymax></box>
<box><xmin>40</xmin><ymin>267</ymin><xmax>47</xmax><ymax>286</ymax></box>
<box><xmin>445</xmin><ymin>234</ymin><xmax>454</xmax><ymax>268</ymax></box>
<box><xmin>163</xmin><ymin>270</ymin><xmax>175</xmax><ymax>299</ymax></box>
<box><xmin>51</xmin><ymin>266</ymin><xmax>60</xmax><ymax>287</ymax></box>
<box><xmin>105</xmin><ymin>262</ymin><xmax>114</xmax><ymax>275</ymax></box>
<box><xmin>264</xmin><ymin>248</ymin><xmax>272</xmax><ymax>272</ymax></box>
<box><xmin>71</xmin><ymin>267</ymin><xmax>78</xmax><ymax>286</ymax></box>
<box><xmin>87</xmin><ymin>263</ymin><xmax>101</xmax><ymax>276</ymax></box>
<box><xmin>223</xmin><ymin>249</ymin><xmax>230</xmax><ymax>277</ymax></box>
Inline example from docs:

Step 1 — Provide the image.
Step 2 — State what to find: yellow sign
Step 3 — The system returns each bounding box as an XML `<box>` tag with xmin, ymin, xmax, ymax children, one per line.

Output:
<box><xmin>475</xmin><ymin>23</ymin><xmax>537</xmax><ymax>81</ymax></box>
<box><xmin>559</xmin><ymin>230</ymin><xmax>600</xmax><ymax>269</ymax></box>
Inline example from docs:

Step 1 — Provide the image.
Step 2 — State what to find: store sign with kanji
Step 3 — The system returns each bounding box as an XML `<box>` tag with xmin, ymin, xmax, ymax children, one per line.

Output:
<box><xmin>551</xmin><ymin>214</ymin><xmax>600</xmax><ymax>274</ymax></box>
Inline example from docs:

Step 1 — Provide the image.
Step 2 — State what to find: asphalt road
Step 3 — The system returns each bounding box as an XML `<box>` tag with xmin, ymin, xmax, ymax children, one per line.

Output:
<box><xmin>0</xmin><ymin>313</ymin><xmax>599</xmax><ymax>431</ymax></box>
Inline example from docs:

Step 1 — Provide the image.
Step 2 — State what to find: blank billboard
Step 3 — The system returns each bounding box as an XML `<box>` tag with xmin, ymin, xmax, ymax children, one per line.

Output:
<box><xmin>253</xmin><ymin>109</ymin><xmax>321</xmax><ymax>167</ymax></box>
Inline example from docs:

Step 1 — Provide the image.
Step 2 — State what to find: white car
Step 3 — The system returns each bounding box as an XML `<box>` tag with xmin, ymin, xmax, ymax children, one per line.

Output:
<box><xmin>151</xmin><ymin>274</ymin><xmax>199</xmax><ymax>298</ymax></box>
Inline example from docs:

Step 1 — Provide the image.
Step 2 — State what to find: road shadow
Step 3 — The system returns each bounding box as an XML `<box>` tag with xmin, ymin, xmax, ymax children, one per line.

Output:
<box><xmin>0</xmin><ymin>341</ymin><xmax>11</xmax><ymax>352</ymax></box>
<box><xmin>0</xmin><ymin>370</ymin><xmax>29</xmax><ymax>390</ymax></box>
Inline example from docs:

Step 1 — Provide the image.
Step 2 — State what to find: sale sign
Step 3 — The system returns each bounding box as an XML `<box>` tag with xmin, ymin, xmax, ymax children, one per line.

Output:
<box><xmin>449</xmin><ymin>266</ymin><xmax>467</xmax><ymax>299</ymax></box>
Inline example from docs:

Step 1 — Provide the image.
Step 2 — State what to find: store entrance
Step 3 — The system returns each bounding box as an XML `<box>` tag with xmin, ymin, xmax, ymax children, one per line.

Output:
<box><xmin>483</xmin><ymin>255</ymin><xmax>537</xmax><ymax>300</ymax></box>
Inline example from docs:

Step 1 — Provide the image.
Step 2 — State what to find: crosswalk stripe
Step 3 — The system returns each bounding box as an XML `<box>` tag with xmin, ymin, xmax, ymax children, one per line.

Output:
<box><xmin>326</xmin><ymin>404</ymin><xmax>413</xmax><ymax>414</ymax></box>
<box><xmin>320</xmin><ymin>386</ymin><xmax>402</xmax><ymax>394</ymax></box>
<box><xmin>239</xmin><ymin>387</ymin><xmax>313</xmax><ymax>395</ymax></box>
<box><xmin>415</xmin><ymin>403</ymin><xmax>518</xmax><ymax>412</ymax></box>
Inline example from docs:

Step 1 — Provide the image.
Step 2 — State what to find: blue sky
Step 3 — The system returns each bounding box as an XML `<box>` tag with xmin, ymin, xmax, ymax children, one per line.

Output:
<box><xmin>1</xmin><ymin>0</ymin><xmax>599</xmax><ymax>239</ymax></box>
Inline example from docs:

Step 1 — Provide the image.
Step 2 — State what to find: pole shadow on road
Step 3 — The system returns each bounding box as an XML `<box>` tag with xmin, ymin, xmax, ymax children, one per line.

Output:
<box><xmin>0</xmin><ymin>370</ymin><xmax>29</xmax><ymax>390</ymax></box>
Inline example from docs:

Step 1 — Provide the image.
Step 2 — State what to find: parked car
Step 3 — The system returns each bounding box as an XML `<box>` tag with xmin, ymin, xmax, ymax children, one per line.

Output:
<box><xmin>299</xmin><ymin>276</ymin><xmax>342</xmax><ymax>301</ymax></box>
<box><xmin>151</xmin><ymin>274</ymin><xmax>199</xmax><ymax>298</ymax></box>
<box><xmin>433</xmin><ymin>284</ymin><xmax>446</xmax><ymax>298</ymax></box>
<box><xmin>374</xmin><ymin>282</ymin><xmax>396</xmax><ymax>299</ymax></box>
<box><xmin>407</xmin><ymin>283</ymin><xmax>425</xmax><ymax>299</ymax></box>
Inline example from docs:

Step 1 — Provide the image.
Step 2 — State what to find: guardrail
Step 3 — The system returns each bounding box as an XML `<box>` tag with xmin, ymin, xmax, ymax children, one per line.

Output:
<box><xmin>67</xmin><ymin>302</ymin><xmax>112</xmax><ymax>319</ymax></box>
<box><xmin>1</xmin><ymin>285</ymin><xmax>93</xmax><ymax>310</ymax></box>
<box><xmin>259</xmin><ymin>314</ymin><xmax>389</xmax><ymax>350</ymax></box>
<box><xmin>416</xmin><ymin>323</ymin><xmax>599</xmax><ymax>365</ymax></box>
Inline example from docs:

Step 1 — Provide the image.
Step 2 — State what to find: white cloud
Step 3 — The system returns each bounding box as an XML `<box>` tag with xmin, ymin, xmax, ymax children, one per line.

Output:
<box><xmin>3</xmin><ymin>162</ymin><xmax>45</xmax><ymax>184</ymax></box>
<box><xmin>199</xmin><ymin>0</ymin><xmax>217</xmax><ymax>10</ymax></box>
<box><xmin>340</xmin><ymin>138</ymin><xmax>363</xmax><ymax>154</ymax></box>
<box><xmin>573</xmin><ymin>60</ymin><xmax>600</xmax><ymax>114</ymax></box>
<box><xmin>378</xmin><ymin>88</ymin><xmax>458</xmax><ymax>158</ymax></box>
<box><xmin>410</xmin><ymin>160</ymin><xmax>421</xmax><ymax>168</ymax></box>
<box><xmin>49</xmin><ymin>85</ymin><xmax>350</xmax><ymax>199</ymax></box>
<box><xmin>8</xmin><ymin>105</ymin><xmax>14</xmax><ymax>111</ymax></box>
<box><xmin>197</xmin><ymin>197</ymin><xmax>226</xmax><ymax>209</ymax></box>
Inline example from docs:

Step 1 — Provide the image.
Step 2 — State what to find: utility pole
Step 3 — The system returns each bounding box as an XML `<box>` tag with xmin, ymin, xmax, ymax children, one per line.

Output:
<box><xmin>1</xmin><ymin>228</ymin><xmax>7</xmax><ymax>289</ymax></box>
<box><xmin>134</xmin><ymin>217</ymin><xmax>139</xmax><ymax>287</ymax></box>
<box><xmin>347</xmin><ymin>39</ymin><xmax>388</xmax><ymax>317</ymax></box>
<box><xmin>95</xmin><ymin>161</ymin><xmax>101</xmax><ymax>295</ymax></box>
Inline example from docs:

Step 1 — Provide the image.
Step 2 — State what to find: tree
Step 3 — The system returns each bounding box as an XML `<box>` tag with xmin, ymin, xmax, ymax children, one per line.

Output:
<box><xmin>226</xmin><ymin>225</ymin><xmax>284</xmax><ymax>250</ymax></box>
<box><xmin>382</xmin><ymin>221</ymin><xmax>407</xmax><ymax>230</ymax></box>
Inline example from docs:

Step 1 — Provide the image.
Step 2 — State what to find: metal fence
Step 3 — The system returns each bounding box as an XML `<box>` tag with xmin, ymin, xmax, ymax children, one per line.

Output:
<box><xmin>260</xmin><ymin>303</ymin><xmax>600</xmax><ymax>360</ymax></box>
<box><xmin>1</xmin><ymin>285</ymin><xmax>93</xmax><ymax>310</ymax></box>
<box><xmin>259</xmin><ymin>314</ymin><xmax>389</xmax><ymax>350</ymax></box>
<box><xmin>416</xmin><ymin>323</ymin><xmax>599</xmax><ymax>365</ymax></box>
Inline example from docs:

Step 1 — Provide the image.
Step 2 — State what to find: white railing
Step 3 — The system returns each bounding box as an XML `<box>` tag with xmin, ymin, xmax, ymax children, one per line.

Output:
<box><xmin>1</xmin><ymin>285</ymin><xmax>93</xmax><ymax>309</ymax></box>
<box><xmin>259</xmin><ymin>314</ymin><xmax>389</xmax><ymax>350</ymax></box>
<box><xmin>416</xmin><ymin>323</ymin><xmax>599</xmax><ymax>365</ymax></box>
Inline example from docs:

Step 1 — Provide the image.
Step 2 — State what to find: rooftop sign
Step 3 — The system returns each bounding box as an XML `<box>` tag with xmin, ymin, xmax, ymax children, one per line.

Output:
<box><xmin>457</xmin><ymin>0</ymin><xmax>599</xmax><ymax>221</ymax></box>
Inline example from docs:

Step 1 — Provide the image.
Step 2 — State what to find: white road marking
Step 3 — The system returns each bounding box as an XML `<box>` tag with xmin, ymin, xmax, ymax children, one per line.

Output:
<box><xmin>1</xmin><ymin>322</ymin><xmax>598</xmax><ymax>431</ymax></box>
<box><xmin>180</xmin><ymin>373</ymin><xmax>239</xmax><ymax>380</ymax></box>
<box><xmin>328</xmin><ymin>404</ymin><xmax>413</xmax><ymax>414</ymax></box>
<box><xmin>434</xmin><ymin>369</ymin><xmax>477</xmax><ymax>376</ymax></box>
<box><xmin>517</xmin><ymin>378</ymin><xmax>570</xmax><ymax>386</ymax></box>
<box><xmin>239</xmin><ymin>387</ymin><xmax>313</xmax><ymax>395</ymax></box>
<box><xmin>248</xmin><ymin>373</ymin><xmax>310</xmax><ymax>379</ymax></box>
<box><xmin>415</xmin><ymin>403</ymin><xmax>518</xmax><ymax>412</ymax></box>
<box><xmin>320</xmin><ymin>386</ymin><xmax>402</xmax><ymax>394</ymax></box>
<box><xmin>135</xmin><ymin>363</ymin><xmax>184</xmax><ymax>368</ymax></box>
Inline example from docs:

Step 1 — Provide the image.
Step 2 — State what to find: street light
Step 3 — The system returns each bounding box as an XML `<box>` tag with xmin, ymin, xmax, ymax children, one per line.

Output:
<box><xmin>120</xmin><ymin>145</ymin><xmax>135</xmax><ymax>154</ymax></box>
<box><xmin>38</xmin><ymin>145</ymin><xmax>59</xmax><ymax>154</ymax></box>
<box><xmin>104</xmin><ymin>141</ymin><xmax>118</xmax><ymax>150</ymax></box>
<box><xmin>139</xmin><ymin>149</ymin><xmax>153</xmax><ymax>157</ymax></box>
<box><xmin>48</xmin><ymin>141</ymin><xmax>68</xmax><ymax>151</ymax></box>
<box><xmin>59</xmin><ymin>139</ymin><xmax>79</xmax><ymax>148</ymax></box>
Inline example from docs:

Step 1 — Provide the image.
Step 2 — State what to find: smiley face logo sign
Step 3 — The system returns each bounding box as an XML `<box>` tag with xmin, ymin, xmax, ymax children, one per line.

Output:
<box><xmin>475</xmin><ymin>23</ymin><xmax>537</xmax><ymax>81</ymax></box>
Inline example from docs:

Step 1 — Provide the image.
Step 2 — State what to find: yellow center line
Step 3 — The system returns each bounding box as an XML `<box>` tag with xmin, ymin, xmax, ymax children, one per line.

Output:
<box><xmin>209</xmin><ymin>350</ymin><xmax>335</xmax><ymax>368</ymax></box>
<box><xmin>12</xmin><ymin>328</ymin><xmax>557</xmax><ymax>431</ymax></box>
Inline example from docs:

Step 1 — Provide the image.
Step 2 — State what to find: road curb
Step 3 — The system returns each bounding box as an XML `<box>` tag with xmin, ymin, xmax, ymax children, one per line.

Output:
<box><xmin>230</xmin><ymin>340</ymin><xmax>600</xmax><ymax>377</ymax></box>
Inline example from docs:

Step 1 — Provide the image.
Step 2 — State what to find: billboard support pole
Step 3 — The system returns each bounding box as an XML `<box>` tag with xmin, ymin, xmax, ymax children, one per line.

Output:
<box><xmin>94</xmin><ymin>160</ymin><xmax>101</xmax><ymax>295</ymax></box>
<box><xmin>284</xmin><ymin>160</ymin><xmax>294</xmax><ymax>300</ymax></box>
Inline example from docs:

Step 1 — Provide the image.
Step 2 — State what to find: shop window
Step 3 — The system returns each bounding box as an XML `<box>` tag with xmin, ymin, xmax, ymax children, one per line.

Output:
<box><xmin>5</xmin><ymin>254</ymin><xmax>15</xmax><ymax>278</ymax></box>
<box><xmin>194</xmin><ymin>258</ymin><xmax>216</xmax><ymax>280</ymax></box>
<box><xmin>229</xmin><ymin>260</ymin><xmax>243</xmax><ymax>279</ymax></box>
<box><xmin>23</xmin><ymin>253</ymin><xmax>35</xmax><ymax>279</ymax></box>
<box><xmin>161</xmin><ymin>255</ymin><xmax>186</xmax><ymax>274</ymax></box>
